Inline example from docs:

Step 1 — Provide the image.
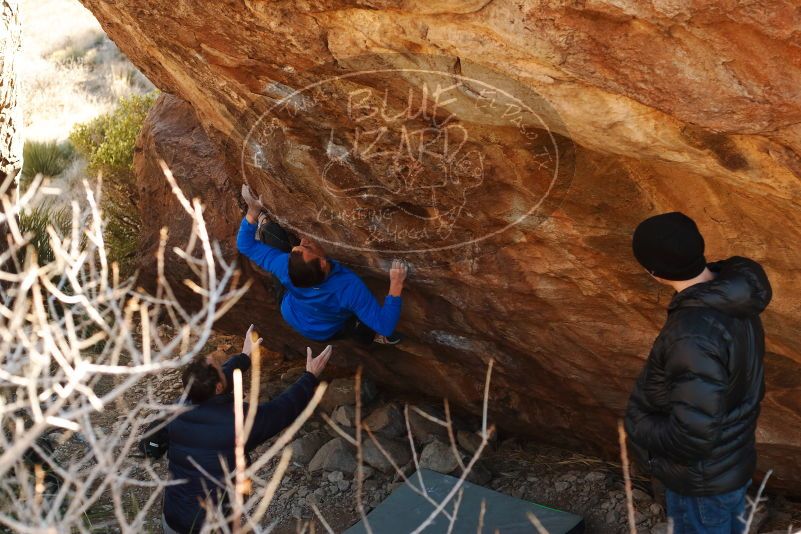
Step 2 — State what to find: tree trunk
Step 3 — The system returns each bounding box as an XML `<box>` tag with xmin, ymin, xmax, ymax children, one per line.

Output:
<box><xmin>0</xmin><ymin>0</ymin><xmax>21</xmax><ymax>186</ymax></box>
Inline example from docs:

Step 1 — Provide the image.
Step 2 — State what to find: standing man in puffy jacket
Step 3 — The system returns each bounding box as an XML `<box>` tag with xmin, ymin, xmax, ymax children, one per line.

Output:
<box><xmin>625</xmin><ymin>212</ymin><xmax>772</xmax><ymax>534</ymax></box>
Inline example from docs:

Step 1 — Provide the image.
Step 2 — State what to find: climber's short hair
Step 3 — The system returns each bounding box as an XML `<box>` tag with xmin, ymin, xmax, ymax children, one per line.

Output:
<box><xmin>182</xmin><ymin>355</ymin><xmax>222</xmax><ymax>404</ymax></box>
<box><xmin>288</xmin><ymin>250</ymin><xmax>326</xmax><ymax>288</ymax></box>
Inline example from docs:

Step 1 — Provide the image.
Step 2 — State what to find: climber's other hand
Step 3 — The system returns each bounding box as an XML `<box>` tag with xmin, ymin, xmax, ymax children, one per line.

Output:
<box><xmin>242</xmin><ymin>184</ymin><xmax>263</xmax><ymax>212</ymax></box>
<box><xmin>389</xmin><ymin>259</ymin><xmax>408</xmax><ymax>296</ymax></box>
<box><xmin>242</xmin><ymin>184</ymin><xmax>264</xmax><ymax>223</ymax></box>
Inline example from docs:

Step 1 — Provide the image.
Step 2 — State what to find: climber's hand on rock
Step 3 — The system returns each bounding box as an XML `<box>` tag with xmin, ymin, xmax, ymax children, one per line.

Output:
<box><xmin>389</xmin><ymin>259</ymin><xmax>408</xmax><ymax>297</ymax></box>
<box><xmin>242</xmin><ymin>184</ymin><xmax>263</xmax><ymax>222</ymax></box>
<box><xmin>306</xmin><ymin>345</ymin><xmax>332</xmax><ymax>378</ymax></box>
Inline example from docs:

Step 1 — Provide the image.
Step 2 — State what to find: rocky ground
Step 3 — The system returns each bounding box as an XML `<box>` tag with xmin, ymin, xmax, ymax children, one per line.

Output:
<box><xmin>261</xmin><ymin>403</ymin><xmax>801</xmax><ymax>534</ymax></box>
<box><xmin>45</xmin><ymin>332</ymin><xmax>801</xmax><ymax>533</ymax></box>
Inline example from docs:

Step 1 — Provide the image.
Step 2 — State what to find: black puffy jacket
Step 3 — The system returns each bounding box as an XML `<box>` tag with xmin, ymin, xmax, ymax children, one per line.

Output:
<box><xmin>165</xmin><ymin>354</ymin><xmax>319</xmax><ymax>533</ymax></box>
<box><xmin>625</xmin><ymin>257</ymin><xmax>772</xmax><ymax>496</ymax></box>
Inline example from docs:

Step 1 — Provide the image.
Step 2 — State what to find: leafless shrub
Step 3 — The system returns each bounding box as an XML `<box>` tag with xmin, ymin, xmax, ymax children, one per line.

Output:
<box><xmin>618</xmin><ymin>420</ymin><xmax>637</xmax><ymax>534</ymax></box>
<box><xmin>0</xmin><ymin>163</ymin><xmax>248</xmax><ymax>532</ymax></box>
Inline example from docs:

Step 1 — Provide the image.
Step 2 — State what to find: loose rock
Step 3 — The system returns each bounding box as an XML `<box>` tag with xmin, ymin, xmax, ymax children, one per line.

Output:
<box><xmin>309</xmin><ymin>438</ymin><xmax>357</xmax><ymax>474</ymax></box>
<box><xmin>466</xmin><ymin>462</ymin><xmax>492</xmax><ymax>486</ymax></box>
<box><xmin>407</xmin><ymin>407</ymin><xmax>449</xmax><ymax>444</ymax></box>
<box><xmin>356</xmin><ymin>465</ymin><xmax>375</xmax><ymax>482</ymax></box>
<box><xmin>290</xmin><ymin>431</ymin><xmax>329</xmax><ymax>465</ymax></box>
<box><xmin>584</xmin><ymin>471</ymin><xmax>606</xmax><ymax>482</ymax></box>
<box><xmin>318</xmin><ymin>377</ymin><xmax>377</xmax><ymax>413</ymax></box>
<box><xmin>363</xmin><ymin>403</ymin><xmax>405</xmax><ymax>438</ymax></box>
<box><xmin>332</xmin><ymin>405</ymin><xmax>356</xmax><ymax>427</ymax></box>
<box><xmin>363</xmin><ymin>435</ymin><xmax>411</xmax><ymax>473</ymax></box>
<box><xmin>456</xmin><ymin>430</ymin><xmax>483</xmax><ymax>455</ymax></box>
<box><xmin>419</xmin><ymin>440</ymin><xmax>460</xmax><ymax>474</ymax></box>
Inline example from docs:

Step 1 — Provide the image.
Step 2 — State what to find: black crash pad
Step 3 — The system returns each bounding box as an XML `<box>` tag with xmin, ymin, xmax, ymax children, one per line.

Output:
<box><xmin>344</xmin><ymin>469</ymin><xmax>584</xmax><ymax>533</ymax></box>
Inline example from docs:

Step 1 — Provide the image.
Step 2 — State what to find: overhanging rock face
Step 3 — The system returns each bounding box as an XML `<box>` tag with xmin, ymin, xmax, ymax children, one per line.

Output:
<box><xmin>91</xmin><ymin>1</ymin><xmax>801</xmax><ymax>490</ymax></box>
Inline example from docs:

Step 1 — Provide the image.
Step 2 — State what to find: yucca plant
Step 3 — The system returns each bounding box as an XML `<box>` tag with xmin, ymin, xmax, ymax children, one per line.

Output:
<box><xmin>17</xmin><ymin>202</ymin><xmax>73</xmax><ymax>265</ymax></box>
<box><xmin>20</xmin><ymin>140</ymin><xmax>74</xmax><ymax>186</ymax></box>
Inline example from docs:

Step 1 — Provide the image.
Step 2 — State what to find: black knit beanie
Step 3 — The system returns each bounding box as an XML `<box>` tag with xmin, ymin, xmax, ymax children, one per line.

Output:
<box><xmin>632</xmin><ymin>212</ymin><xmax>706</xmax><ymax>281</ymax></box>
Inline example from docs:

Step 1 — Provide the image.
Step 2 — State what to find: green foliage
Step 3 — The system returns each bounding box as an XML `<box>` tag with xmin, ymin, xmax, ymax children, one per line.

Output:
<box><xmin>70</xmin><ymin>92</ymin><xmax>157</xmax><ymax>179</ymax></box>
<box><xmin>17</xmin><ymin>203</ymin><xmax>72</xmax><ymax>265</ymax></box>
<box><xmin>69</xmin><ymin>92</ymin><xmax>157</xmax><ymax>276</ymax></box>
<box><xmin>21</xmin><ymin>140</ymin><xmax>74</xmax><ymax>186</ymax></box>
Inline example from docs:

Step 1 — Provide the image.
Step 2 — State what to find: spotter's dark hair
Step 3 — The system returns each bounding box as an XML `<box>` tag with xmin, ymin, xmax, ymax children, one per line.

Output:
<box><xmin>181</xmin><ymin>356</ymin><xmax>221</xmax><ymax>404</ymax></box>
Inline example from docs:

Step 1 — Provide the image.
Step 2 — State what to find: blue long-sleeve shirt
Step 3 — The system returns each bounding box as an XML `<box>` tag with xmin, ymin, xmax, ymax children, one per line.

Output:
<box><xmin>164</xmin><ymin>353</ymin><xmax>319</xmax><ymax>533</ymax></box>
<box><xmin>236</xmin><ymin>218</ymin><xmax>401</xmax><ymax>341</ymax></box>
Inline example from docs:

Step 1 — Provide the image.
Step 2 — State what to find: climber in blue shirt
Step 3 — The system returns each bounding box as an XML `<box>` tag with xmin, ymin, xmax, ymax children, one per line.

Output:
<box><xmin>237</xmin><ymin>185</ymin><xmax>407</xmax><ymax>345</ymax></box>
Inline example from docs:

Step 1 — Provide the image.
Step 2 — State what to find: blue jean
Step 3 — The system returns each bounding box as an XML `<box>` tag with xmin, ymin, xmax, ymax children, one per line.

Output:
<box><xmin>666</xmin><ymin>483</ymin><xmax>750</xmax><ymax>534</ymax></box>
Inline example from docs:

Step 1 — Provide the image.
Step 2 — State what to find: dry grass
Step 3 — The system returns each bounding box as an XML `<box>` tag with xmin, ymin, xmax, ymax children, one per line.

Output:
<box><xmin>20</xmin><ymin>0</ymin><xmax>154</xmax><ymax>143</ymax></box>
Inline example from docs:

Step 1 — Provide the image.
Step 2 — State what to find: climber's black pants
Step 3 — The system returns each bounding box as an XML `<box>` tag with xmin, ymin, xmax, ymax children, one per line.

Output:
<box><xmin>258</xmin><ymin>219</ymin><xmax>374</xmax><ymax>346</ymax></box>
<box><xmin>258</xmin><ymin>220</ymin><xmax>297</xmax><ymax>252</ymax></box>
<box><xmin>329</xmin><ymin>316</ymin><xmax>375</xmax><ymax>346</ymax></box>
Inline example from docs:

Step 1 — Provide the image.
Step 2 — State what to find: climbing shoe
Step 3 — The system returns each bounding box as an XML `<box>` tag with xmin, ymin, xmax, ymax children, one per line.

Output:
<box><xmin>256</xmin><ymin>212</ymin><xmax>270</xmax><ymax>242</ymax></box>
